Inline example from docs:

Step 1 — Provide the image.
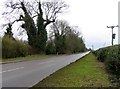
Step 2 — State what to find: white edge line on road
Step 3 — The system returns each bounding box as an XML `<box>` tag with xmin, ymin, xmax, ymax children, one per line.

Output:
<box><xmin>0</xmin><ymin>67</ymin><xmax>24</xmax><ymax>74</ymax></box>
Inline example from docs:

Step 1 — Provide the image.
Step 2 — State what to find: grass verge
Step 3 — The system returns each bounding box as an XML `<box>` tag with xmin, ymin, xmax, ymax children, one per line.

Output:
<box><xmin>31</xmin><ymin>53</ymin><xmax>111</xmax><ymax>87</ymax></box>
<box><xmin>1</xmin><ymin>54</ymin><xmax>55</xmax><ymax>62</ymax></box>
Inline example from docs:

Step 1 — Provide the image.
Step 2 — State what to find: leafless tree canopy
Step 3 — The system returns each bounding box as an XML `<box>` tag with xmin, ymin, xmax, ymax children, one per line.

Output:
<box><xmin>3</xmin><ymin>0</ymin><xmax>68</xmax><ymax>26</ymax></box>
<box><xmin>42</xmin><ymin>0</ymin><xmax>68</xmax><ymax>20</ymax></box>
<box><xmin>50</xmin><ymin>20</ymin><xmax>69</xmax><ymax>37</ymax></box>
<box><xmin>49</xmin><ymin>20</ymin><xmax>81</xmax><ymax>41</ymax></box>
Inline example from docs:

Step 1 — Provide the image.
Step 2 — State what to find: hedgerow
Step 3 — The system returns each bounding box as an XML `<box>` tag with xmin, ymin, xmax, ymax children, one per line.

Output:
<box><xmin>2</xmin><ymin>35</ymin><xmax>32</xmax><ymax>59</ymax></box>
<box><xmin>92</xmin><ymin>45</ymin><xmax>120</xmax><ymax>86</ymax></box>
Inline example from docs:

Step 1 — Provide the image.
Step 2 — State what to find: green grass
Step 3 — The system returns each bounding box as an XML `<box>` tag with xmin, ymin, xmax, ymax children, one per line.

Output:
<box><xmin>32</xmin><ymin>53</ymin><xmax>111</xmax><ymax>87</ymax></box>
<box><xmin>1</xmin><ymin>54</ymin><xmax>55</xmax><ymax>62</ymax></box>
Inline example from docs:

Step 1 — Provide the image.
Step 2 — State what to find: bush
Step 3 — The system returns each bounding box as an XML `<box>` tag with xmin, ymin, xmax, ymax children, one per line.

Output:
<box><xmin>16</xmin><ymin>41</ymin><xmax>30</xmax><ymax>57</ymax></box>
<box><xmin>104</xmin><ymin>46</ymin><xmax>119</xmax><ymax>75</ymax></box>
<box><xmin>2</xmin><ymin>35</ymin><xmax>32</xmax><ymax>59</ymax></box>
<box><xmin>97</xmin><ymin>48</ymin><xmax>108</xmax><ymax>62</ymax></box>
<box><xmin>93</xmin><ymin>45</ymin><xmax>120</xmax><ymax>86</ymax></box>
<box><xmin>105</xmin><ymin>46</ymin><xmax>120</xmax><ymax>86</ymax></box>
<box><xmin>46</xmin><ymin>42</ymin><xmax>56</xmax><ymax>55</ymax></box>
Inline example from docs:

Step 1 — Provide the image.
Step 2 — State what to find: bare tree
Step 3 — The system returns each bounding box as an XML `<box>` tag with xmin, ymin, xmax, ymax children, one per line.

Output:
<box><xmin>42</xmin><ymin>0</ymin><xmax>68</xmax><ymax>27</ymax></box>
<box><xmin>49</xmin><ymin>20</ymin><xmax>69</xmax><ymax>54</ymax></box>
<box><xmin>49</xmin><ymin>20</ymin><xmax>85</xmax><ymax>54</ymax></box>
<box><xmin>50</xmin><ymin>20</ymin><xmax>69</xmax><ymax>37</ymax></box>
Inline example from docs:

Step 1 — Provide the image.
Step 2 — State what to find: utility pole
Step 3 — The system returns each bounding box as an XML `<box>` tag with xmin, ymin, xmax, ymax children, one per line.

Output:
<box><xmin>107</xmin><ymin>25</ymin><xmax>119</xmax><ymax>46</ymax></box>
<box><xmin>92</xmin><ymin>45</ymin><xmax>94</xmax><ymax>50</ymax></box>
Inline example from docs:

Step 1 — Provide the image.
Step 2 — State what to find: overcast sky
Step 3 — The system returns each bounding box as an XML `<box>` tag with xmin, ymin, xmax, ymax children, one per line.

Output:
<box><xmin>0</xmin><ymin>0</ymin><xmax>119</xmax><ymax>50</ymax></box>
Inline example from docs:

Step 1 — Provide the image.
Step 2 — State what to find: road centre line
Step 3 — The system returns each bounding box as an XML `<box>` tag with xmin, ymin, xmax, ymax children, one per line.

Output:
<box><xmin>0</xmin><ymin>67</ymin><xmax>24</xmax><ymax>74</ymax></box>
<box><xmin>1</xmin><ymin>60</ymin><xmax>54</xmax><ymax>73</ymax></box>
<box><xmin>37</xmin><ymin>60</ymin><xmax>54</xmax><ymax>65</ymax></box>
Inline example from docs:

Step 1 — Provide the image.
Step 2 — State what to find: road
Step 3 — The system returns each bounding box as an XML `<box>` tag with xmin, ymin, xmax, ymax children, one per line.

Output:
<box><xmin>1</xmin><ymin>51</ymin><xmax>89</xmax><ymax>88</ymax></box>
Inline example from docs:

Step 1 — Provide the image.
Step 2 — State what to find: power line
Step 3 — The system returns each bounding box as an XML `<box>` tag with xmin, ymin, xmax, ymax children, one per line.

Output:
<box><xmin>103</xmin><ymin>30</ymin><xmax>111</xmax><ymax>47</ymax></box>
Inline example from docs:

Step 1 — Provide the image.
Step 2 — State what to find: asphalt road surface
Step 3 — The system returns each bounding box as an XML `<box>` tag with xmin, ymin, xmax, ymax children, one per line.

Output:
<box><xmin>1</xmin><ymin>51</ymin><xmax>89</xmax><ymax>88</ymax></box>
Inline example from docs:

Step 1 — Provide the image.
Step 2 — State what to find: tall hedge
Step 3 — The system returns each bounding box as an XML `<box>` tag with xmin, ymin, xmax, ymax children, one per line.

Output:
<box><xmin>105</xmin><ymin>46</ymin><xmax>120</xmax><ymax>86</ymax></box>
<box><xmin>93</xmin><ymin>45</ymin><xmax>120</xmax><ymax>86</ymax></box>
<box><xmin>2</xmin><ymin>35</ymin><xmax>32</xmax><ymax>59</ymax></box>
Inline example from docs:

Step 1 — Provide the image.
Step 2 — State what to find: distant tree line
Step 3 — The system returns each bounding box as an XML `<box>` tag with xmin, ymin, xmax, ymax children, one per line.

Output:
<box><xmin>46</xmin><ymin>20</ymin><xmax>86</xmax><ymax>54</ymax></box>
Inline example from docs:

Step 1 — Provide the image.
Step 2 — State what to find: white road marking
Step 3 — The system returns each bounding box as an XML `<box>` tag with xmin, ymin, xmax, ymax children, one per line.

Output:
<box><xmin>37</xmin><ymin>60</ymin><xmax>54</xmax><ymax>65</ymax></box>
<box><xmin>1</xmin><ymin>60</ymin><xmax>54</xmax><ymax>74</ymax></box>
<box><xmin>0</xmin><ymin>67</ymin><xmax>24</xmax><ymax>74</ymax></box>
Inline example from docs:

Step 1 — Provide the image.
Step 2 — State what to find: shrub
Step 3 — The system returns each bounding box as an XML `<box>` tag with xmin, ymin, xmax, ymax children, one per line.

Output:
<box><xmin>93</xmin><ymin>48</ymin><xmax>108</xmax><ymax>62</ymax></box>
<box><xmin>93</xmin><ymin>45</ymin><xmax>120</xmax><ymax>86</ymax></box>
<box><xmin>2</xmin><ymin>36</ymin><xmax>17</xmax><ymax>58</ymax></box>
<box><xmin>105</xmin><ymin>49</ymin><xmax>120</xmax><ymax>74</ymax></box>
<box><xmin>46</xmin><ymin>42</ymin><xmax>56</xmax><ymax>55</ymax></box>
<box><xmin>2</xmin><ymin>35</ymin><xmax>32</xmax><ymax>59</ymax></box>
<box><xmin>16</xmin><ymin>41</ymin><xmax>29</xmax><ymax>57</ymax></box>
<box><xmin>105</xmin><ymin>46</ymin><xmax>120</xmax><ymax>86</ymax></box>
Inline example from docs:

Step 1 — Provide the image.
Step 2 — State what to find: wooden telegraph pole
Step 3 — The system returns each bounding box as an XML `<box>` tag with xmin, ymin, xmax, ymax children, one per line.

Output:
<box><xmin>107</xmin><ymin>25</ymin><xmax>119</xmax><ymax>46</ymax></box>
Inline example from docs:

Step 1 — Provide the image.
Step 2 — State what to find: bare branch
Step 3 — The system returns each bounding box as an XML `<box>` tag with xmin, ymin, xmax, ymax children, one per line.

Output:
<box><xmin>42</xmin><ymin>0</ymin><xmax>68</xmax><ymax>21</ymax></box>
